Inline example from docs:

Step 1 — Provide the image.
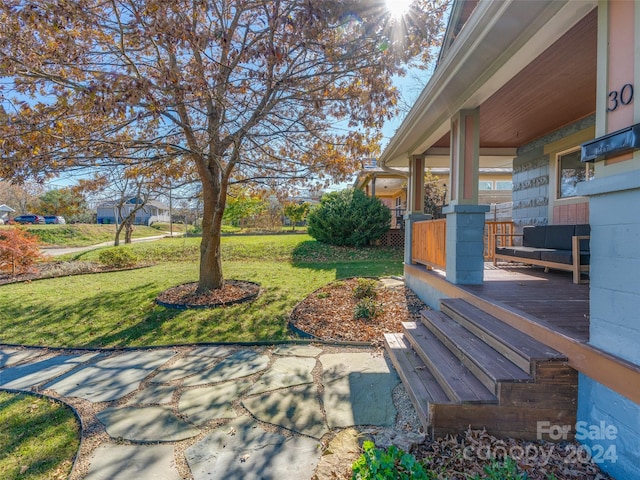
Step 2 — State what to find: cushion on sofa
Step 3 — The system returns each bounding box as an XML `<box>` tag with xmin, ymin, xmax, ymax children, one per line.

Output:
<box><xmin>544</xmin><ymin>225</ymin><xmax>576</xmax><ymax>250</ymax></box>
<box><xmin>540</xmin><ymin>250</ymin><xmax>590</xmax><ymax>266</ymax></box>
<box><xmin>496</xmin><ymin>246</ymin><xmax>546</xmax><ymax>260</ymax></box>
<box><xmin>575</xmin><ymin>224</ymin><xmax>591</xmax><ymax>251</ymax></box>
<box><xmin>522</xmin><ymin>226</ymin><xmax>547</xmax><ymax>248</ymax></box>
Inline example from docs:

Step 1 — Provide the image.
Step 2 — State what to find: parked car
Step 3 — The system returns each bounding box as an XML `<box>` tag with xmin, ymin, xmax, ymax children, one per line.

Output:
<box><xmin>9</xmin><ymin>214</ymin><xmax>46</xmax><ymax>224</ymax></box>
<box><xmin>44</xmin><ymin>215</ymin><xmax>66</xmax><ymax>224</ymax></box>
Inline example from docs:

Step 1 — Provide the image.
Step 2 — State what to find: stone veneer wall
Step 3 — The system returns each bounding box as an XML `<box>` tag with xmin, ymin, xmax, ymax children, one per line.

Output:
<box><xmin>512</xmin><ymin>115</ymin><xmax>595</xmax><ymax>228</ymax></box>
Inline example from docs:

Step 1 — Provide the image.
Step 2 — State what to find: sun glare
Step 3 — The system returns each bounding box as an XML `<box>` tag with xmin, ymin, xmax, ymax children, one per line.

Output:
<box><xmin>385</xmin><ymin>0</ymin><xmax>413</xmax><ymax>19</ymax></box>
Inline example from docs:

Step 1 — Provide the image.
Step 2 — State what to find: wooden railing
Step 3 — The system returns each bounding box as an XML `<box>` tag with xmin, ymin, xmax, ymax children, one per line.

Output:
<box><xmin>484</xmin><ymin>221</ymin><xmax>515</xmax><ymax>260</ymax></box>
<box><xmin>412</xmin><ymin>218</ymin><xmax>446</xmax><ymax>270</ymax></box>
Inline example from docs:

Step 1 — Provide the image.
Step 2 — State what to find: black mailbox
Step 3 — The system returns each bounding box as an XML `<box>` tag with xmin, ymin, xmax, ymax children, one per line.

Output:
<box><xmin>581</xmin><ymin>123</ymin><xmax>640</xmax><ymax>162</ymax></box>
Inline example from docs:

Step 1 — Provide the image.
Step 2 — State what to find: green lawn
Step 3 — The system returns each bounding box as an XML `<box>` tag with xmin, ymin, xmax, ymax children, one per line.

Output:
<box><xmin>0</xmin><ymin>235</ymin><xmax>403</xmax><ymax>347</ymax></box>
<box><xmin>0</xmin><ymin>392</ymin><xmax>80</xmax><ymax>480</ymax></box>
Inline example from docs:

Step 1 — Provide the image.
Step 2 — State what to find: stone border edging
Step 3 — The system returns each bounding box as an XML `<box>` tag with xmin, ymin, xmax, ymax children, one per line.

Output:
<box><xmin>0</xmin><ymin>338</ymin><xmax>374</xmax><ymax>353</ymax></box>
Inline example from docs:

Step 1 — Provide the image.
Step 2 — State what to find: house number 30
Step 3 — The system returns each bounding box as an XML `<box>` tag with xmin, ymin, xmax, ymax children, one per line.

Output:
<box><xmin>607</xmin><ymin>83</ymin><xmax>634</xmax><ymax>112</ymax></box>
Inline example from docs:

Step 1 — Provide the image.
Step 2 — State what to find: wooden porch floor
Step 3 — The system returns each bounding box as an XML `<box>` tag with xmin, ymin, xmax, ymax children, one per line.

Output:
<box><xmin>462</xmin><ymin>264</ymin><xmax>590</xmax><ymax>342</ymax></box>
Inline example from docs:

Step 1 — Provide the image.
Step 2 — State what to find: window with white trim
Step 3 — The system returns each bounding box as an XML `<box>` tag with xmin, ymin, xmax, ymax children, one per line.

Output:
<box><xmin>495</xmin><ymin>180</ymin><xmax>512</xmax><ymax>191</ymax></box>
<box><xmin>557</xmin><ymin>149</ymin><xmax>593</xmax><ymax>198</ymax></box>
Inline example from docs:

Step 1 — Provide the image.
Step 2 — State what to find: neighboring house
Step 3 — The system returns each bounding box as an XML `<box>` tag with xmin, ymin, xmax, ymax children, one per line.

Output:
<box><xmin>0</xmin><ymin>204</ymin><xmax>15</xmax><ymax>223</ymax></box>
<box><xmin>96</xmin><ymin>197</ymin><xmax>170</xmax><ymax>225</ymax></box>
<box><xmin>379</xmin><ymin>2</ymin><xmax>640</xmax><ymax>478</ymax></box>
<box><xmin>353</xmin><ymin>159</ymin><xmax>513</xmax><ymax>227</ymax></box>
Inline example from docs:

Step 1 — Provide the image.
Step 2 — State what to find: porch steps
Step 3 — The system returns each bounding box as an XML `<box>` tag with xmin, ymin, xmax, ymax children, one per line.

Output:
<box><xmin>420</xmin><ymin>309</ymin><xmax>532</xmax><ymax>395</ymax></box>
<box><xmin>440</xmin><ymin>299</ymin><xmax>565</xmax><ymax>372</ymax></box>
<box><xmin>384</xmin><ymin>332</ymin><xmax>449</xmax><ymax>429</ymax></box>
<box><xmin>401</xmin><ymin>321</ymin><xmax>497</xmax><ymax>404</ymax></box>
<box><xmin>384</xmin><ymin>298</ymin><xmax>578</xmax><ymax>440</ymax></box>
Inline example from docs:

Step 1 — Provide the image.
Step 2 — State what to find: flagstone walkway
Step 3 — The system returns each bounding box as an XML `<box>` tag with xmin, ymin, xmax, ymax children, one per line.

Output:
<box><xmin>0</xmin><ymin>343</ymin><xmax>423</xmax><ymax>479</ymax></box>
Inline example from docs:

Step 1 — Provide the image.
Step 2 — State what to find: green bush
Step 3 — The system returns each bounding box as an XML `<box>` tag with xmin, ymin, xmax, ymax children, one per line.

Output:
<box><xmin>352</xmin><ymin>441</ymin><xmax>431</xmax><ymax>480</ymax></box>
<box><xmin>353</xmin><ymin>278</ymin><xmax>379</xmax><ymax>299</ymax></box>
<box><xmin>354</xmin><ymin>297</ymin><xmax>383</xmax><ymax>321</ymax></box>
<box><xmin>307</xmin><ymin>189</ymin><xmax>391</xmax><ymax>247</ymax></box>
<box><xmin>98</xmin><ymin>247</ymin><xmax>139</xmax><ymax>268</ymax></box>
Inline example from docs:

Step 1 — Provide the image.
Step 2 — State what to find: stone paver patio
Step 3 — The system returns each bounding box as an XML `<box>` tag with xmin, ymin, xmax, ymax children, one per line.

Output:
<box><xmin>0</xmin><ymin>344</ymin><xmax>419</xmax><ymax>479</ymax></box>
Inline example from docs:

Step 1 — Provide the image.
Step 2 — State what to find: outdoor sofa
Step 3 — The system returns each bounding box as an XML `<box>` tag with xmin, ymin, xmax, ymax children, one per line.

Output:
<box><xmin>494</xmin><ymin>224</ymin><xmax>590</xmax><ymax>284</ymax></box>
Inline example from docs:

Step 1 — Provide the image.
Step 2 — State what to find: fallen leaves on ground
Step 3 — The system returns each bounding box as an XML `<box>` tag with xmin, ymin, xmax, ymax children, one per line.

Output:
<box><xmin>290</xmin><ymin>277</ymin><xmax>426</xmax><ymax>346</ymax></box>
<box><xmin>413</xmin><ymin>428</ymin><xmax>612</xmax><ymax>479</ymax></box>
<box><xmin>156</xmin><ymin>280</ymin><xmax>260</xmax><ymax>307</ymax></box>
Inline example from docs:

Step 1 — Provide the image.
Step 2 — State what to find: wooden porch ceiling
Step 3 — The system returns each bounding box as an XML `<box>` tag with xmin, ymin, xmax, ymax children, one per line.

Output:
<box><xmin>432</xmin><ymin>9</ymin><xmax>597</xmax><ymax>150</ymax></box>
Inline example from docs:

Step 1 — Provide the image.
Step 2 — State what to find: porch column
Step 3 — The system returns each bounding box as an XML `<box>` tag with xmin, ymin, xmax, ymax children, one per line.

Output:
<box><xmin>445</xmin><ymin>108</ymin><xmax>488</xmax><ymax>284</ymax></box>
<box><xmin>370</xmin><ymin>175</ymin><xmax>376</xmax><ymax>197</ymax></box>
<box><xmin>576</xmin><ymin>3</ymin><xmax>640</xmax><ymax>479</ymax></box>
<box><xmin>404</xmin><ymin>155</ymin><xmax>430</xmax><ymax>265</ymax></box>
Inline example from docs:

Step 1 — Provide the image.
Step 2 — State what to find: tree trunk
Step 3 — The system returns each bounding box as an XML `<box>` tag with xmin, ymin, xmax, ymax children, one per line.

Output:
<box><xmin>197</xmin><ymin>175</ymin><xmax>225</xmax><ymax>292</ymax></box>
<box><xmin>114</xmin><ymin>222</ymin><xmax>124</xmax><ymax>246</ymax></box>
<box><xmin>124</xmin><ymin>220</ymin><xmax>133</xmax><ymax>244</ymax></box>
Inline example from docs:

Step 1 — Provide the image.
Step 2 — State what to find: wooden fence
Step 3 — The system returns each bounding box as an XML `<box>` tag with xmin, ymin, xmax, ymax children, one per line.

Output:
<box><xmin>412</xmin><ymin>218</ymin><xmax>446</xmax><ymax>270</ymax></box>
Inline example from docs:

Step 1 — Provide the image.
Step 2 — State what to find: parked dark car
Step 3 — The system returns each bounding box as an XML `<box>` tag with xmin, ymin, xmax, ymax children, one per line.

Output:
<box><xmin>9</xmin><ymin>214</ymin><xmax>46</xmax><ymax>224</ymax></box>
<box><xmin>44</xmin><ymin>215</ymin><xmax>66</xmax><ymax>224</ymax></box>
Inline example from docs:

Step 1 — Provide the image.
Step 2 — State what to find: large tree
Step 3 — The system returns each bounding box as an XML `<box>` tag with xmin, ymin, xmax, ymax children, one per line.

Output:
<box><xmin>0</xmin><ymin>0</ymin><xmax>445</xmax><ymax>291</ymax></box>
<box><xmin>37</xmin><ymin>187</ymin><xmax>88</xmax><ymax>218</ymax></box>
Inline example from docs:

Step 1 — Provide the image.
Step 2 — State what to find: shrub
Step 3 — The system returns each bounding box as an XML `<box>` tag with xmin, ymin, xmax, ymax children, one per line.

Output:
<box><xmin>354</xmin><ymin>297</ymin><xmax>383</xmax><ymax>321</ymax></box>
<box><xmin>98</xmin><ymin>247</ymin><xmax>139</xmax><ymax>268</ymax></box>
<box><xmin>352</xmin><ymin>441</ymin><xmax>431</xmax><ymax>480</ymax></box>
<box><xmin>353</xmin><ymin>278</ymin><xmax>378</xmax><ymax>299</ymax></box>
<box><xmin>307</xmin><ymin>189</ymin><xmax>391</xmax><ymax>247</ymax></box>
<box><xmin>0</xmin><ymin>227</ymin><xmax>44</xmax><ymax>275</ymax></box>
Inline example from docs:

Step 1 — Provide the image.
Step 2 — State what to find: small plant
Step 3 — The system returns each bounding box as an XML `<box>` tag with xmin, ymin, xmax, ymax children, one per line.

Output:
<box><xmin>98</xmin><ymin>247</ymin><xmax>139</xmax><ymax>268</ymax></box>
<box><xmin>468</xmin><ymin>457</ymin><xmax>528</xmax><ymax>480</ymax></box>
<box><xmin>353</xmin><ymin>278</ymin><xmax>378</xmax><ymax>299</ymax></box>
<box><xmin>317</xmin><ymin>292</ymin><xmax>330</xmax><ymax>299</ymax></box>
<box><xmin>354</xmin><ymin>297</ymin><xmax>383</xmax><ymax>321</ymax></box>
<box><xmin>0</xmin><ymin>227</ymin><xmax>44</xmax><ymax>275</ymax></box>
<box><xmin>352</xmin><ymin>440</ymin><xmax>431</xmax><ymax>480</ymax></box>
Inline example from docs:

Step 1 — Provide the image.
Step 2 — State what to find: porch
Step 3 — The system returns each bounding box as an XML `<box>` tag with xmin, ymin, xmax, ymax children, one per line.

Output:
<box><xmin>387</xmin><ymin>216</ymin><xmax>640</xmax><ymax>439</ymax></box>
<box><xmin>392</xmin><ymin>255</ymin><xmax>640</xmax><ymax>439</ymax></box>
<box><xmin>443</xmin><ymin>263</ymin><xmax>588</xmax><ymax>342</ymax></box>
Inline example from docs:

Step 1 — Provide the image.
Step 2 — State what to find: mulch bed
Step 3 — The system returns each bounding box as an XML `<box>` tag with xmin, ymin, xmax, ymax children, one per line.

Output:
<box><xmin>0</xmin><ymin>261</ymin><xmax>152</xmax><ymax>286</ymax></box>
<box><xmin>289</xmin><ymin>277</ymin><xmax>427</xmax><ymax>346</ymax></box>
<box><xmin>156</xmin><ymin>280</ymin><xmax>261</xmax><ymax>309</ymax></box>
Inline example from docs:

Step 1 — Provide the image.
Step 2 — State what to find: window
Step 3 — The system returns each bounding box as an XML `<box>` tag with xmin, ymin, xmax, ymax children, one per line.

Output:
<box><xmin>479</xmin><ymin>180</ymin><xmax>493</xmax><ymax>190</ymax></box>
<box><xmin>495</xmin><ymin>181</ymin><xmax>513</xmax><ymax>191</ymax></box>
<box><xmin>558</xmin><ymin>149</ymin><xmax>594</xmax><ymax>198</ymax></box>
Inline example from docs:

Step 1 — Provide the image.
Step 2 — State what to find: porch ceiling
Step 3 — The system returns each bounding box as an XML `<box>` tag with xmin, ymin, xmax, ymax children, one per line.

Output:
<box><xmin>380</xmin><ymin>0</ymin><xmax>598</xmax><ymax>167</ymax></box>
<box><xmin>432</xmin><ymin>8</ymin><xmax>597</xmax><ymax>150</ymax></box>
<box><xmin>363</xmin><ymin>175</ymin><xmax>406</xmax><ymax>197</ymax></box>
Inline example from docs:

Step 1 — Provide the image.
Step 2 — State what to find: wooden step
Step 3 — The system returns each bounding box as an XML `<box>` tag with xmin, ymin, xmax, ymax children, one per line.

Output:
<box><xmin>440</xmin><ymin>299</ymin><xmax>565</xmax><ymax>373</ymax></box>
<box><xmin>402</xmin><ymin>322</ymin><xmax>497</xmax><ymax>405</ymax></box>
<box><xmin>384</xmin><ymin>333</ymin><xmax>451</xmax><ymax>431</ymax></box>
<box><xmin>421</xmin><ymin>309</ymin><xmax>532</xmax><ymax>395</ymax></box>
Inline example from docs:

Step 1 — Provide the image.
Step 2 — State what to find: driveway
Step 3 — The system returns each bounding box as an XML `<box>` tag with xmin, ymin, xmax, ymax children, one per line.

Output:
<box><xmin>41</xmin><ymin>233</ymin><xmax>182</xmax><ymax>257</ymax></box>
